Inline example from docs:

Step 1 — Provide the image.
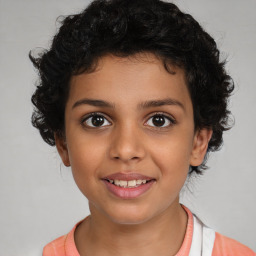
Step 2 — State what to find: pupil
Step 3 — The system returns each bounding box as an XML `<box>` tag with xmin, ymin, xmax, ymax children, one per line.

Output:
<box><xmin>153</xmin><ymin>115</ymin><xmax>165</xmax><ymax>126</ymax></box>
<box><xmin>92</xmin><ymin>115</ymin><xmax>104</xmax><ymax>126</ymax></box>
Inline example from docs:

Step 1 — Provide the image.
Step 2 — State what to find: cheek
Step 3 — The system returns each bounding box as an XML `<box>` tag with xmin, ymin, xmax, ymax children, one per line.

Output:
<box><xmin>67</xmin><ymin>138</ymin><xmax>106</xmax><ymax>192</ymax></box>
<box><xmin>151</xmin><ymin>134</ymin><xmax>193</xmax><ymax>172</ymax></box>
<box><xmin>149</xmin><ymin>133</ymin><xmax>193</xmax><ymax>192</ymax></box>
<box><xmin>68</xmin><ymin>132</ymin><xmax>106</xmax><ymax>168</ymax></box>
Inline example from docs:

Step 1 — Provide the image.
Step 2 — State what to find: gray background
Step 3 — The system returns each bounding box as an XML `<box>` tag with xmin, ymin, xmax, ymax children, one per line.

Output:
<box><xmin>0</xmin><ymin>0</ymin><xmax>255</xmax><ymax>255</ymax></box>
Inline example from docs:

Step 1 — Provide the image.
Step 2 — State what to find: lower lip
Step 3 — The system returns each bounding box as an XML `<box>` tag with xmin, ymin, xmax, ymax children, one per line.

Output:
<box><xmin>102</xmin><ymin>180</ymin><xmax>155</xmax><ymax>199</ymax></box>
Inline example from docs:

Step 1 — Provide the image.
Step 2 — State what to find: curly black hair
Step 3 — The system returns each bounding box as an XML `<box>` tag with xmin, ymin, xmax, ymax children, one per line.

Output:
<box><xmin>30</xmin><ymin>0</ymin><xmax>234</xmax><ymax>174</ymax></box>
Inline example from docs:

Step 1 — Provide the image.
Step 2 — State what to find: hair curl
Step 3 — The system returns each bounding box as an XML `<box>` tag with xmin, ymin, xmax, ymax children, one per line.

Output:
<box><xmin>30</xmin><ymin>0</ymin><xmax>234</xmax><ymax>174</ymax></box>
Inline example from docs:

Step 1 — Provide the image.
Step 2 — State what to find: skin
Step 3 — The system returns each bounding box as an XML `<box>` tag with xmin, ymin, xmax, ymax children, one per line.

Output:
<box><xmin>56</xmin><ymin>53</ymin><xmax>212</xmax><ymax>256</ymax></box>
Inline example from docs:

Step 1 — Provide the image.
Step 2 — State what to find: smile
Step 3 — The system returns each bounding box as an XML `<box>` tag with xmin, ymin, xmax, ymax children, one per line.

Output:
<box><xmin>102</xmin><ymin>173</ymin><xmax>156</xmax><ymax>199</ymax></box>
<box><xmin>106</xmin><ymin>179</ymin><xmax>149</xmax><ymax>188</ymax></box>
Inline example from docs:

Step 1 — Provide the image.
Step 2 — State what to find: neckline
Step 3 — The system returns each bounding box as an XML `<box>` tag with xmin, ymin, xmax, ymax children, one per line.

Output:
<box><xmin>64</xmin><ymin>204</ymin><xmax>193</xmax><ymax>256</ymax></box>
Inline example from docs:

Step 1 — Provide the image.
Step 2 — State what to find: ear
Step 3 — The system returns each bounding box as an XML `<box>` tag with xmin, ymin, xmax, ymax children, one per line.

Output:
<box><xmin>54</xmin><ymin>133</ymin><xmax>70</xmax><ymax>167</ymax></box>
<box><xmin>190</xmin><ymin>128</ymin><xmax>213</xmax><ymax>167</ymax></box>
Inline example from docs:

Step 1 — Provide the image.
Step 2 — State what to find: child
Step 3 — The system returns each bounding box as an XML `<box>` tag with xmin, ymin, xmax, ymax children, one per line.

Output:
<box><xmin>30</xmin><ymin>0</ymin><xmax>255</xmax><ymax>255</ymax></box>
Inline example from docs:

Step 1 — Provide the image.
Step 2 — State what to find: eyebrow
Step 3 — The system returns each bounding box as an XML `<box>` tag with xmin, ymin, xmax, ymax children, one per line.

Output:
<box><xmin>138</xmin><ymin>98</ymin><xmax>184</xmax><ymax>110</ymax></box>
<box><xmin>72</xmin><ymin>99</ymin><xmax>115</xmax><ymax>109</ymax></box>
<box><xmin>72</xmin><ymin>98</ymin><xmax>184</xmax><ymax>110</ymax></box>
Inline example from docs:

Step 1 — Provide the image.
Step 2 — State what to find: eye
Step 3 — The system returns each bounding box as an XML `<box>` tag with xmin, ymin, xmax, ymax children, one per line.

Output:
<box><xmin>81</xmin><ymin>113</ymin><xmax>111</xmax><ymax>128</ymax></box>
<box><xmin>145</xmin><ymin>113</ymin><xmax>175</xmax><ymax>128</ymax></box>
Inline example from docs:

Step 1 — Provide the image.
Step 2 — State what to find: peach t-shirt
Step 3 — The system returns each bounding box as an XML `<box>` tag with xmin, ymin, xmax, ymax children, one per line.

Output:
<box><xmin>43</xmin><ymin>206</ymin><xmax>255</xmax><ymax>256</ymax></box>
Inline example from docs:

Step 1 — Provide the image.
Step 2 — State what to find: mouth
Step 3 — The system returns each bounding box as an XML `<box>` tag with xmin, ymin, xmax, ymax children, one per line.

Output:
<box><xmin>101</xmin><ymin>173</ymin><xmax>156</xmax><ymax>199</ymax></box>
<box><xmin>103</xmin><ymin>179</ymin><xmax>154</xmax><ymax>188</ymax></box>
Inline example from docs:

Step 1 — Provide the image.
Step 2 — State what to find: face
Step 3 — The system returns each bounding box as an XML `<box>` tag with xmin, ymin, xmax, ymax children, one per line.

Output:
<box><xmin>56</xmin><ymin>53</ymin><xmax>211</xmax><ymax>224</ymax></box>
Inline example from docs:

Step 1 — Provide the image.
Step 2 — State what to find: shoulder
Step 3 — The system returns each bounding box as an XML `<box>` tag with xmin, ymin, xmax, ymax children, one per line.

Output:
<box><xmin>212</xmin><ymin>232</ymin><xmax>256</xmax><ymax>256</ymax></box>
<box><xmin>42</xmin><ymin>218</ymin><xmax>85</xmax><ymax>256</ymax></box>
<box><xmin>43</xmin><ymin>234</ymin><xmax>67</xmax><ymax>256</ymax></box>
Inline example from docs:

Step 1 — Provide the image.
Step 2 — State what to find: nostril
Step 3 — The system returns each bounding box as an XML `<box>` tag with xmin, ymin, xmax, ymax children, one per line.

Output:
<box><xmin>113</xmin><ymin>156</ymin><xmax>140</xmax><ymax>161</ymax></box>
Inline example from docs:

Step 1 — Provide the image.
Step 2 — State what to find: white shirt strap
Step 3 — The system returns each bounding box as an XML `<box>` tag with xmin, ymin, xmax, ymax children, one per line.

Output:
<box><xmin>189</xmin><ymin>215</ymin><xmax>215</xmax><ymax>256</ymax></box>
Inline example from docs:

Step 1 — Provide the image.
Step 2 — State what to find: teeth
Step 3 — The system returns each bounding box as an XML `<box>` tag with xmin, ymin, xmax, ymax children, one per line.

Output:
<box><xmin>119</xmin><ymin>180</ymin><xmax>128</xmax><ymax>187</ymax></box>
<box><xmin>110</xmin><ymin>179</ymin><xmax>148</xmax><ymax>188</ymax></box>
<box><xmin>128</xmin><ymin>180</ymin><xmax>136</xmax><ymax>187</ymax></box>
<box><xmin>114</xmin><ymin>180</ymin><xmax>120</xmax><ymax>186</ymax></box>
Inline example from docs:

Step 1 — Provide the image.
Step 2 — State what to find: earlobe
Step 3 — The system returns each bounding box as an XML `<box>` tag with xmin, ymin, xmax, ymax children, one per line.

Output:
<box><xmin>190</xmin><ymin>128</ymin><xmax>213</xmax><ymax>167</ymax></box>
<box><xmin>54</xmin><ymin>133</ymin><xmax>71</xmax><ymax>167</ymax></box>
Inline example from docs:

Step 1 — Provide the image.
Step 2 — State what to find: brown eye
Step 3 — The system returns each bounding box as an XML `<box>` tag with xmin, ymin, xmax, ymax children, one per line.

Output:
<box><xmin>152</xmin><ymin>115</ymin><xmax>165</xmax><ymax>126</ymax></box>
<box><xmin>146</xmin><ymin>114</ymin><xmax>175</xmax><ymax>128</ymax></box>
<box><xmin>83</xmin><ymin>113</ymin><xmax>111</xmax><ymax>127</ymax></box>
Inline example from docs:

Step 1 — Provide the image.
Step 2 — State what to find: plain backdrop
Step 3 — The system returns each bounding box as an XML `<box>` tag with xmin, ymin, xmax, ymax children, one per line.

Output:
<box><xmin>0</xmin><ymin>0</ymin><xmax>255</xmax><ymax>255</ymax></box>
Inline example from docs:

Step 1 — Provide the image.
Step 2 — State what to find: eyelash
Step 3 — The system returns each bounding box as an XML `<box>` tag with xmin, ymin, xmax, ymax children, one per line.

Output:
<box><xmin>81</xmin><ymin>112</ymin><xmax>111</xmax><ymax>128</ymax></box>
<box><xmin>81</xmin><ymin>112</ymin><xmax>176</xmax><ymax>129</ymax></box>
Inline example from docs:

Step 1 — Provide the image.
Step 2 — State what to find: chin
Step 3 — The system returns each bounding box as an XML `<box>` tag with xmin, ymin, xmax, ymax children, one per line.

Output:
<box><xmin>106</xmin><ymin>205</ymin><xmax>156</xmax><ymax>225</ymax></box>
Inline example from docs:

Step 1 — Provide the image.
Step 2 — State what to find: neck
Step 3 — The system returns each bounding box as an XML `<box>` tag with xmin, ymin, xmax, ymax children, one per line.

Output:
<box><xmin>75</xmin><ymin>201</ymin><xmax>188</xmax><ymax>256</ymax></box>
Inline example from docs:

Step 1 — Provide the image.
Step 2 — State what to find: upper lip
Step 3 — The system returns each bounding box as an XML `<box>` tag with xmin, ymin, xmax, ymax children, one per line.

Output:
<box><xmin>102</xmin><ymin>172</ymin><xmax>155</xmax><ymax>181</ymax></box>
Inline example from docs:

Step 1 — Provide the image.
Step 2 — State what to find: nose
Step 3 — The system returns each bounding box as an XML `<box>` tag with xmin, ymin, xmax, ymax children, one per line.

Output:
<box><xmin>109</xmin><ymin>123</ymin><xmax>146</xmax><ymax>163</ymax></box>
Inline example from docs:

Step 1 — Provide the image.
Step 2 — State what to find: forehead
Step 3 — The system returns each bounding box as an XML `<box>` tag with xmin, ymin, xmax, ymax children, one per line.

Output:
<box><xmin>68</xmin><ymin>53</ymin><xmax>192</xmax><ymax>113</ymax></box>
